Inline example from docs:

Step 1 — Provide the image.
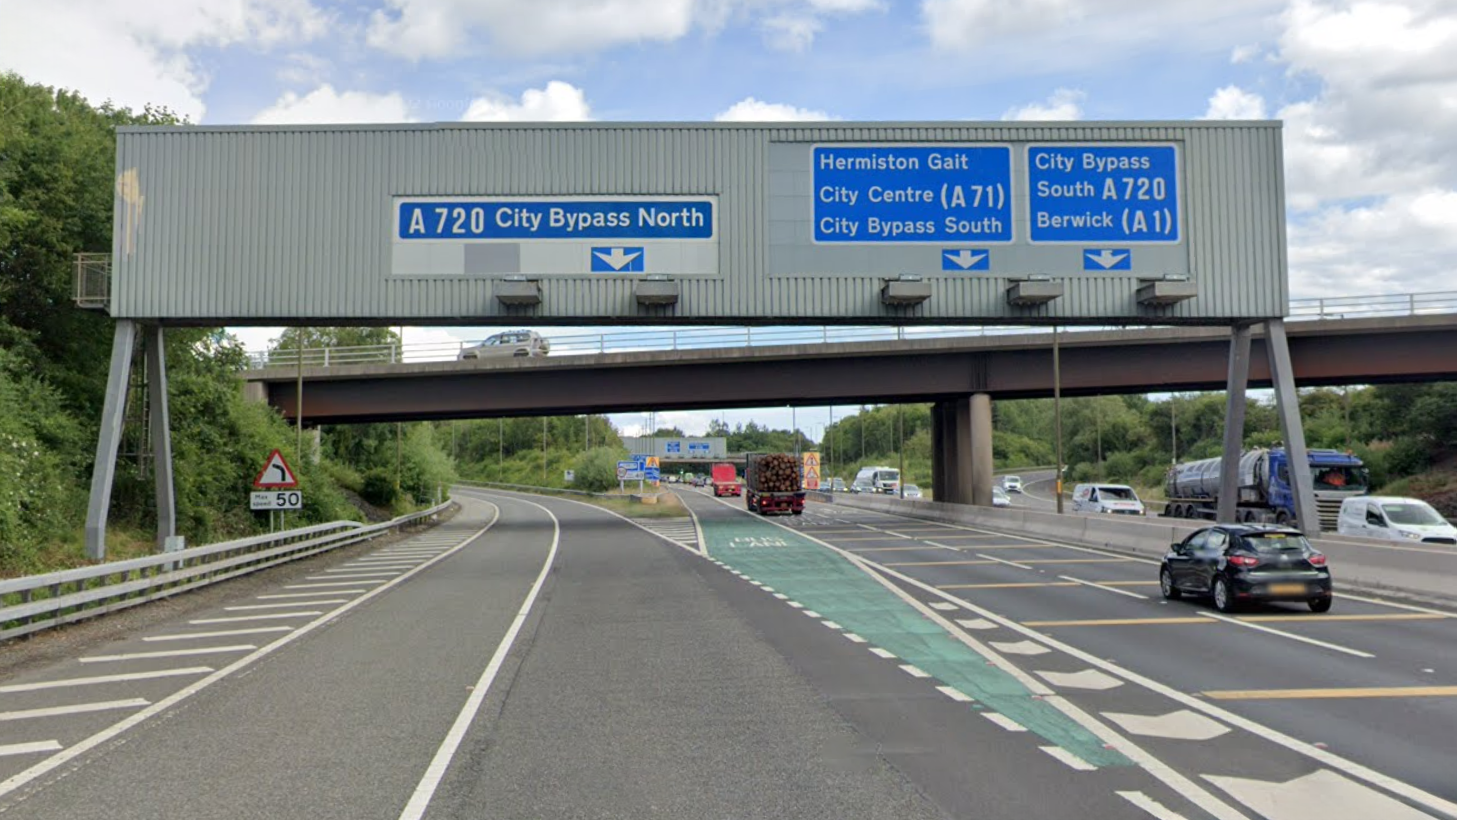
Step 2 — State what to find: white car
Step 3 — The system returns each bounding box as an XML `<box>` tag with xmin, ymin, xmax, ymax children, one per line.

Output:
<box><xmin>992</xmin><ymin>486</ymin><xmax>1011</xmax><ymax>508</ymax></box>
<box><xmin>902</xmin><ymin>484</ymin><xmax>923</xmax><ymax>499</ymax></box>
<box><xmin>459</xmin><ymin>330</ymin><xmax>550</xmax><ymax>359</ymax></box>
<box><xmin>1337</xmin><ymin>496</ymin><xmax>1457</xmax><ymax>545</ymax></box>
<box><xmin>999</xmin><ymin>475</ymin><xmax>1023</xmax><ymax>493</ymax></box>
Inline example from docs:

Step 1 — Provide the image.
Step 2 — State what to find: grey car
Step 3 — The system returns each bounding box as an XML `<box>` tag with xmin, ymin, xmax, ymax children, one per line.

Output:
<box><xmin>459</xmin><ymin>330</ymin><xmax>550</xmax><ymax>359</ymax></box>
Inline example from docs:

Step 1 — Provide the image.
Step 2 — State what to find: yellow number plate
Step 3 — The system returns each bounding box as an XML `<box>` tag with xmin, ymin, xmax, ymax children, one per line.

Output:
<box><xmin>1268</xmin><ymin>583</ymin><xmax>1307</xmax><ymax>595</ymax></box>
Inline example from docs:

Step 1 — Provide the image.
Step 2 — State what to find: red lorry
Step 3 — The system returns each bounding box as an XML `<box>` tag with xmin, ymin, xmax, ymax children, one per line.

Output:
<box><xmin>711</xmin><ymin>462</ymin><xmax>742</xmax><ymax>497</ymax></box>
<box><xmin>744</xmin><ymin>452</ymin><xmax>806</xmax><ymax>516</ymax></box>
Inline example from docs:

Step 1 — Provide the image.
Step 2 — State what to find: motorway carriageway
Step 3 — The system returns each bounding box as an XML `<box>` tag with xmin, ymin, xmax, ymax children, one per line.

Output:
<box><xmin>0</xmin><ymin>488</ymin><xmax>1450</xmax><ymax>819</ymax></box>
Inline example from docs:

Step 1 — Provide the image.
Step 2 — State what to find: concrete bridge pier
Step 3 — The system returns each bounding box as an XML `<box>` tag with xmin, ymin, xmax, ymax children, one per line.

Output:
<box><xmin>931</xmin><ymin>394</ymin><xmax>994</xmax><ymax>506</ymax></box>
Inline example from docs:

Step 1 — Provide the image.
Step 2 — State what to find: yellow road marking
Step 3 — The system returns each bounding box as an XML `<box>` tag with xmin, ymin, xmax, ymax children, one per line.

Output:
<box><xmin>1203</xmin><ymin>686</ymin><xmax>1457</xmax><ymax>701</ymax></box>
<box><xmin>825</xmin><ymin>536</ymin><xmax>913</xmax><ymax>542</ymax></box>
<box><xmin>846</xmin><ymin>546</ymin><xmax>942</xmax><ymax>553</ymax></box>
<box><xmin>1235</xmin><ymin>613</ymin><xmax>1450</xmax><ymax>623</ymax></box>
<box><xmin>1015</xmin><ymin>558</ymin><xmax>1136</xmax><ymax>564</ymax></box>
<box><xmin>883</xmin><ymin>560</ymin><xmax>995</xmax><ymax>567</ymax></box>
<box><xmin>1023</xmin><ymin>617</ymin><xmax>1213</xmax><ymax>627</ymax></box>
<box><xmin>937</xmin><ymin>582</ymin><xmax>1080</xmax><ymax>589</ymax></box>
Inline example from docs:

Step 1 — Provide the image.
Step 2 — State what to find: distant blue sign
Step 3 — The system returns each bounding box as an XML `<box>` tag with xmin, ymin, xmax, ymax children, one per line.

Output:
<box><xmin>666</xmin><ymin>440</ymin><xmax>682</xmax><ymax>454</ymax></box>
<box><xmin>1084</xmin><ymin>249</ymin><xmax>1132</xmax><ymax>270</ymax></box>
<box><xmin>1026</xmin><ymin>145</ymin><xmax>1180</xmax><ymax>243</ymax></box>
<box><xmin>688</xmin><ymin>442</ymin><xmax>711</xmax><ymax>454</ymax></box>
<box><xmin>812</xmin><ymin>145</ymin><xmax>1013</xmax><ymax>244</ymax></box>
<box><xmin>591</xmin><ymin>247</ymin><xmax>644</xmax><ymax>272</ymax></box>
<box><xmin>397</xmin><ymin>198</ymin><xmax>714</xmax><ymax>241</ymax></box>
<box><xmin>645</xmin><ymin>466</ymin><xmax>661</xmax><ymax>481</ymax></box>
<box><xmin>942</xmin><ymin>248</ymin><xmax>990</xmax><ymax>271</ymax></box>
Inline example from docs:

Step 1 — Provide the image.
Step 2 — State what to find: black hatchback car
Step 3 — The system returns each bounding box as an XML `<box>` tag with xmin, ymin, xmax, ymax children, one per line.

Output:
<box><xmin>1160</xmin><ymin>525</ymin><xmax>1333</xmax><ymax>613</ymax></box>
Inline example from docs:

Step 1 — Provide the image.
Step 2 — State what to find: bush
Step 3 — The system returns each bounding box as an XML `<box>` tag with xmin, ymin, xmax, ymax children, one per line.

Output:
<box><xmin>361</xmin><ymin>468</ymin><xmax>398</xmax><ymax>508</ymax></box>
<box><xmin>574</xmin><ymin>447</ymin><xmax>627</xmax><ymax>492</ymax></box>
<box><xmin>320</xmin><ymin>460</ymin><xmax>364</xmax><ymax>494</ymax></box>
<box><xmin>1384</xmin><ymin>437</ymin><xmax>1431</xmax><ymax>479</ymax></box>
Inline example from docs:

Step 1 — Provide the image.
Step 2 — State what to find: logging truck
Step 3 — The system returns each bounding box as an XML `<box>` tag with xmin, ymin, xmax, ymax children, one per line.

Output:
<box><xmin>744</xmin><ymin>452</ymin><xmax>806</xmax><ymax>516</ymax></box>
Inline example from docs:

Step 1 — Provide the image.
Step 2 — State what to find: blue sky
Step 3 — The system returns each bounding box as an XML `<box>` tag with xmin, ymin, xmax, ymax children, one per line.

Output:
<box><xmin>5</xmin><ymin>0</ymin><xmax>1456</xmax><ymax>437</ymax></box>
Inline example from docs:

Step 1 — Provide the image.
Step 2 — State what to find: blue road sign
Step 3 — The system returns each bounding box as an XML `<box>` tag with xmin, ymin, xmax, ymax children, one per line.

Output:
<box><xmin>618</xmin><ymin>460</ymin><xmax>640</xmax><ymax>472</ymax></box>
<box><xmin>688</xmin><ymin>442</ymin><xmax>710</xmax><ymax>454</ymax></box>
<box><xmin>1084</xmin><ymin>249</ymin><xmax>1132</xmax><ymax>270</ymax></box>
<box><xmin>591</xmin><ymin>247</ymin><xmax>645</xmax><ymax>272</ymax></box>
<box><xmin>645</xmin><ymin>466</ymin><xmax>661</xmax><ymax>481</ymax></box>
<box><xmin>666</xmin><ymin>440</ymin><xmax>682</xmax><ymax>454</ymax></box>
<box><xmin>812</xmin><ymin>145</ymin><xmax>1013</xmax><ymax>244</ymax></box>
<box><xmin>1026</xmin><ymin>145</ymin><xmax>1180</xmax><ymax>244</ymax></box>
<box><xmin>397</xmin><ymin>199</ymin><xmax>714</xmax><ymax>241</ymax></box>
<box><xmin>942</xmin><ymin>248</ymin><xmax>990</xmax><ymax>271</ymax></box>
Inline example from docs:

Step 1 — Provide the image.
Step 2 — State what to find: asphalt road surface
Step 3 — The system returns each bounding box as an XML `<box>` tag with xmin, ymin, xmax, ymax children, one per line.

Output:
<box><xmin>1</xmin><ymin>488</ymin><xmax>1453</xmax><ymax>820</ymax></box>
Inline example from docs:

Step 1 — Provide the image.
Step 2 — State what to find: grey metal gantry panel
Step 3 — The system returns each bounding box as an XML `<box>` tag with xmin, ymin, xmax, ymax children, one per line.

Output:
<box><xmin>110</xmin><ymin>121</ymin><xmax>1286</xmax><ymax>325</ymax></box>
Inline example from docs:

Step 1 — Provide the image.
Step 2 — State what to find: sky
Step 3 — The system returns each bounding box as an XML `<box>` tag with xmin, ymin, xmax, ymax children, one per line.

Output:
<box><xmin>4</xmin><ymin>0</ymin><xmax>1456</xmax><ymax>437</ymax></box>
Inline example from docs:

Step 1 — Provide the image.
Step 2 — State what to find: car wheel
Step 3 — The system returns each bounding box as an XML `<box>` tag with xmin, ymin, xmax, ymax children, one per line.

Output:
<box><xmin>1308</xmin><ymin>596</ymin><xmax>1333</xmax><ymax>613</ymax></box>
<box><xmin>1212</xmin><ymin>577</ymin><xmax>1238</xmax><ymax>613</ymax></box>
<box><xmin>1160</xmin><ymin>568</ymin><xmax>1182</xmax><ymax>600</ymax></box>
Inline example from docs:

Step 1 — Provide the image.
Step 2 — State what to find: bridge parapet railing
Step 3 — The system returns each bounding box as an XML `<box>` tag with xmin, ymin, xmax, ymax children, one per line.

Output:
<box><xmin>244</xmin><ymin>290</ymin><xmax>1457</xmax><ymax>370</ymax></box>
<box><xmin>0</xmin><ymin>501</ymin><xmax>451</xmax><ymax>643</ymax></box>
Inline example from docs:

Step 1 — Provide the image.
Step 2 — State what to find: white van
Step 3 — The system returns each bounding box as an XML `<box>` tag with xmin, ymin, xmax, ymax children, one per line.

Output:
<box><xmin>1071</xmin><ymin>483</ymin><xmax>1146</xmax><ymax>516</ymax></box>
<box><xmin>853</xmin><ymin>466</ymin><xmax>901</xmax><ymax>494</ymax></box>
<box><xmin>1337</xmin><ymin>496</ymin><xmax>1457</xmax><ymax>544</ymax></box>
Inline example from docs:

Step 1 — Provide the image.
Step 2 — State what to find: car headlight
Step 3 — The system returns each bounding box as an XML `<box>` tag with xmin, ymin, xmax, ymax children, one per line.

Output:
<box><xmin>1401</xmin><ymin>530</ymin><xmax>1423</xmax><ymax>540</ymax></box>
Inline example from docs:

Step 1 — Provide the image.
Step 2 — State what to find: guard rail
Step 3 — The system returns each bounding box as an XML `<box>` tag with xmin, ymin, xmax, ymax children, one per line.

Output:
<box><xmin>0</xmin><ymin>501</ymin><xmax>451</xmax><ymax>643</ymax></box>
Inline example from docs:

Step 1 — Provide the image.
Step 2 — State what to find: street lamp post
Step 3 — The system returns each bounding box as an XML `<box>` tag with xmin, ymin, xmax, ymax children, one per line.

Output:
<box><xmin>1054</xmin><ymin>325</ymin><xmax>1064</xmax><ymax>515</ymax></box>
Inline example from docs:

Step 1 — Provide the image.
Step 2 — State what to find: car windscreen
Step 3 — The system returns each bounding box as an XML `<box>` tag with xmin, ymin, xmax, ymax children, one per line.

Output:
<box><xmin>1097</xmin><ymin>486</ymin><xmax>1137</xmax><ymax>500</ymax></box>
<box><xmin>1239</xmin><ymin>532</ymin><xmax>1313</xmax><ymax>553</ymax></box>
<box><xmin>1382</xmin><ymin>503</ymin><xmax>1447</xmax><ymax>526</ymax></box>
<box><xmin>1309</xmin><ymin>465</ymin><xmax>1368</xmax><ymax>492</ymax></box>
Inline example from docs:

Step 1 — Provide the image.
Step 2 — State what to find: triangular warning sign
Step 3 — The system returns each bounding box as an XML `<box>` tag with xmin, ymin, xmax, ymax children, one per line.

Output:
<box><xmin>803</xmin><ymin>452</ymin><xmax>820</xmax><ymax>468</ymax></box>
<box><xmin>253</xmin><ymin>449</ymin><xmax>299</xmax><ymax>488</ymax></box>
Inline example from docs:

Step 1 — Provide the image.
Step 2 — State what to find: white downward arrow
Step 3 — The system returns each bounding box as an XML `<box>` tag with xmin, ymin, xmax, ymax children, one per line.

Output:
<box><xmin>944</xmin><ymin>250</ymin><xmax>987</xmax><ymax>269</ymax></box>
<box><xmin>1204</xmin><ymin>769</ymin><xmax>1438</xmax><ymax>820</ymax></box>
<box><xmin>1086</xmin><ymin>250</ymin><xmax>1129</xmax><ymax>269</ymax></box>
<box><xmin>594</xmin><ymin>248</ymin><xmax>642</xmax><ymax>270</ymax></box>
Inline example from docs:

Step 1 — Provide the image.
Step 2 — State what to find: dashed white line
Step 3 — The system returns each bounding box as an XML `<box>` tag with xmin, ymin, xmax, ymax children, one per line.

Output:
<box><xmin>983</xmin><ymin>713</ymin><xmax>1027</xmax><ymax>732</ymax></box>
<box><xmin>0</xmin><ymin>668</ymin><xmax>212</xmax><ymax>694</ymax></box>
<box><xmin>787</xmin><ymin>601</ymin><xmax>804</xmax><ymax>609</ymax></box>
<box><xmin>822</xmin><ymin>621</ymin><xmax>843</xmax><ymax>630</ymax></box>
<box><xmin>258</xmin><ymin>590</ymin><xmax>366</xmax><ymax>599</ymax></box>
<box><xmin>189</xmin><ymin>612</ymin><xmax>321</xmax><ymax>625</ymax></box>
<box><xmin>869</xmin><ymin>648</ymin><xmax>897</xmax><ymax>659</ymax></box>
<box><xmin>899</xmin><ymin>664</ymin><xmax>931</xmax><ymax>678</ymax></box>
<box><xmin>803</xmin><ymin>610</ymin><xmax>823</xmax><ymax>618</ymax></box>
<box><xmin>773</xmin><ymin>593</ymin><xmax>789</xmax><ymax>600</ymax></box>
<box><xmin>285</xmin><ymin>581</ymin><xmax>385</xmax><ymax>590</ymax></box>
<box><xmin>305</xmin><ymin>572</ymin><xmax>400</xmax><ymax>580</ymax></box>
<box><xmin>844</xmin><ymin>633</ymin><xmax>867</xmax><ymax>643</ymax></box>
<box><xmin>978</xmin><ymin>553</ymin><xmax>1034</xmax><ymax>570</ymax></box>
<box><xmin>0</xmin><ymin>699</ymin><xmax>149</xmax><ymax>722</ymax></box>
<box><xmin>144</xmin><ymin>627</ymin><xmax>293</xmax><ymax>642</ymax></box>
<box><xmin>937</xmin><ymin>685</ymin><xmax>973</xmax><ymax>702</ymax></box>
<box><xmin>1059</xmin><ymin>575</ymin><xmax>1150</xmax><ymax>600</ymax></box>
<box><xmin>80</xmin><ymin>645</ymin><xmax>257</xmax><ymax>663</ymax></box>
<box><xmin>0</xmin><ymin>742</ymin><xmax>63</xmax><ymax>758</ymax></box>
<box><xmin>224</xmin><ymin>600</ymin><xmax>347</xmax><ymax>611</ymax></box>
<box><xmin>1041</xmin><ymin>746</ymin><xmax>1097</xmax><ymax>771</ymax></box>
<box><xmin>1117</xmin><ymin>791</ymin><xmax>1190</xmax><ymax>820</ymax></box>
<box><xmin>1199</xmin><ymin>612</ymin><xmax>1375</xmax><ymax>658</ymax></box>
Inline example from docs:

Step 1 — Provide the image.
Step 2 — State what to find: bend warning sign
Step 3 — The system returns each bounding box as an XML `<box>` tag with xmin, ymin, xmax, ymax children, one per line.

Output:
<box><xmin>253</xmin><ymin>449</ymin><xmax>299</xmax><ymax>489</ymax></box>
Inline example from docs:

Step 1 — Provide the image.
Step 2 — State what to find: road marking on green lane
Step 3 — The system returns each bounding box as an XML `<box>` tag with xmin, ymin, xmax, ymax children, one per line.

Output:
<box><xmin>701</xmin><ymin>516</ymin><xmax>1131</xmax><ymax>769</ymax></box>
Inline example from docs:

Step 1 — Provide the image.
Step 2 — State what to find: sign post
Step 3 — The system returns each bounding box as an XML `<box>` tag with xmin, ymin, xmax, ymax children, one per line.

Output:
<box><xmin>252</xmin><ymin>449</ymin><xmax>302</xmax><ymax>524</ymax></box>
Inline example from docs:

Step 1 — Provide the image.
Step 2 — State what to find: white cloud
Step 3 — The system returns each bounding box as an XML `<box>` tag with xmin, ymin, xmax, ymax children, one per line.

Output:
<box><xmin>923</xmin><ymin>0</ymin><xmax>1081</xmax><ymax>48</ymax></box>
<box><xmin>367</xmin><ymin>0</ymin><xmax>697</xmax><ymax>59</ymax></box>
<box><xmin>1230</xmin><ymin>43</ymin><xmax>1259</xmax><ymax>63</ymax></box>
<box><xmin>715</xmin><ymin>97</ymin><xmax>837</xmax><ymax>121</ymax></box>
<box><xmin>1002</xmin><ymin>88</ymin><xmax>1084</xmax><ymax>121</ymax></box>
<box><xmin>1203</xmin><ymin>85</ymin><xmax>1266</xmax><ymax>120</ymax></box>
<box><xmin>462</xmin><ymin>81</ymin><xmax>593</xmax><ymax>121</ymax></box>
<box><xmin>0</xmin><ymin>0</ymin><xmax>327</xmax><ymax>122</ymax></box>
<box><xmin>252</xmin><ymin>85</ymin><xmax>416</xmax><ymax>124</ymax></box>
<box><xmin>762</xmin><ymin>14</ymin><xmax>822</xmax><ymax>51</ymax></box>
<box><xmin>1288</xmin><ymin>189</ymin><xmax>1457</xmax><ymax>298</ymax></box>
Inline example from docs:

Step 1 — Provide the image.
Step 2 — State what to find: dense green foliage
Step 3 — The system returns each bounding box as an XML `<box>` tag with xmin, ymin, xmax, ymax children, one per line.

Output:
<box><xmin>444</xmin><ymin>415</ymin><xmax>623</xmax><ymax>489</ymax></box>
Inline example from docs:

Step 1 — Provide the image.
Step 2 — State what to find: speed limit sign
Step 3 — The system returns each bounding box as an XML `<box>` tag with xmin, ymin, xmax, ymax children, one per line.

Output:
<box><xmin>251</xmin><ymin>490</ymin><xmax>303</xmax><ymax>510</ymax></box>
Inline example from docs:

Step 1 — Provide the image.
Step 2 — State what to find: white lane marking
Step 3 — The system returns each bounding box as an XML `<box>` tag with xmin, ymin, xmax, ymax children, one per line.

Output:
<box><xmin>928</xmin><ymin>601</ymin><xmax>960</xmax><ymax>611</ymax></box>
<box><xmin>1199</xmin><ymin>612</ymin><xmax>1375</xmax><ymax>658</ymax></box>
<box><xmin>761</xmin><ymin>586</ymin><xmax>775</xmax><ymax>592</ymax></box>
<box><xmin>804</xmin><ymin>610</ymin><xmax>823</xmax><ymax>618</ymax></box>
<box><xmin>844</xmin><ymin>633</ymin><xmax>867</xmax><ymax>643</ymax></box>
<box><xmin>870</xmin><ymin>648</ymin><xmax>897</xmax><ymax>659</ymax></box>
<box><xmin>257</xmin><ymin>590</ymin><xmax>366</xmax><ymax>599</ymax></box>
<box><xmin>983</xmin><ymin>713</ymin><xmax>1027</xmax><ymax>732</ymax></box>
<box><xmin>850</xmin><ymin>554</ymin><xmax>1457</xmax><ymax>820</ymax></box>
<box><xmin>1041</xmin><ymin>746</ymin><xmax>1097</xmax><ymax>771</ymax></box>
<box><xmin>1118</xmin><ymin>791</ymin><xmax>1191</xmax><ymax>820</ymax></box>
<box><xmin>1329</xmin><ymin>591</ymin><xmax>1457</xmax><ymax>618</ymax></box>
<box><xmin>1103</xmin><ymin>710</ymin><xmax>1232</xmax><ymax>741</ymax></box>
<box><xmin>305</xmin><ymin>572</ymin><xmax>401</xmax><ymax>580</ymax></box>
<box><xmin>773</xmin><ymin>593</ymin><xmax>789</xmax><ymax>600</ymax></box>
<box><xmin>937</xmin><ymin>685</ymin><xmax>973</xmax><ymax>702</ymax></box>
<box><xmin>977</xmin><ymin>553</ymin><xmax>1034</xmax><ymax>570</ymax></box>
<box><xmin>924</xmin><ymin>541</ymin><xmax>962</xmax><ymax>552</ymax></box>
<box><xmin>711</xmin><ymin>496</ymin><xmax>1254</xmax><ymax>820</ymax></box>
<box><xmin>899</xmin><ymin>664</ymin><xmax>931</xmax><ymax>678</ymax></box>
<box><xmin>0</xmin><ymin>668</ymin><xmax>212</xmax><ymax>694</ymax></box>
<box><xmin>822</xmin><ymin>621</ymin><xmax>843</xmax><ymax>630</ymax></box>
<box><xmin>1204</xmin><ymin>769</ymin><xmax>1436</xmax><ymax>820</ymax></box>
<box><xmin>988</xmin><ymin>640</ymin><xmax>1051</xmax><ymax>656</ymax></box>
<box><xmin>80</xmin><ymin>646</ymin><xmax>256</xmax><ymax>663</ymax></box>
<box><xmin>787</xmin><ymin>601</ymin><xmax>804</xmax><ymax>609</ymax></box>
<box><xmin>224</xmin><ymin>600</ymin><xmax>347</xmax><ymax>611</ymax></box>
<box><xmin>145</xmin><ymin>627</ymin><xmax>293</xmax><ymax>642</ymax></box>
<box><xmin>284</xmin><ymin>581</ymin><xmax>385</xmax><ymax>589</ymax></box>
<box><xmin>956</xmin><ymin>618</ymin><xmax>997</xmax><ymax>630</ymax></box>
<box><xmin>0</xmin><ymin>499</ymin><xmax>502</xmax><ymax>801</ymax></box>
<box><xmin>1035</xmin><ymin>669</ymin><xmax>1124</xmax><ymax>691</ymax></box>
<box><xmin>0</xmin><ymin>742</ymin><xmax>63</xmax><ymax>758</ymax></box>
<box><xmin>1059</xmin><ymin>575</ymin><xmax>1150</xmax><ymax>600</ymax></box>
<box><xmin>0</xmin><ymin>699</ymin><xmax>149</xmax><ymax>722</ymax></box>
<box><xmin>396</xmin><ymin>496</ymin><xmax>560</xmax><ymax>820</ymax></box>
<box><xmin>189</xmin><ymin>612</ymin><xmax>321</xmax><ymax>625</ymax></box>
<box><xmin>335</xmin><ymin>564</ymin><xmax>417</xmax><ymax>571</ymax></box>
